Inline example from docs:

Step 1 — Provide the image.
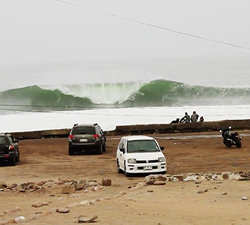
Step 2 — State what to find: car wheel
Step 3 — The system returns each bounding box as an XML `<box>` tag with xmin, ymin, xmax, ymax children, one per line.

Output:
<box><xmin>124</xmin><ymin>162</ymin><xmax>130</xmax><ymax>177</ymax></box>
<box><xmin>102</xmin><ymin>143</ymin><xmax>106</xmax><ymax>152</ymax></box>
<box><xmin>68</xmin><ymin>146</ymin><xmax>74</xmax><ymax>156</ymax></box>
<box><xmin>9</xmin><ymin>156</ymin><xmax>16</xmax><ymax>166</ymax></box>
<box><xmin>96</xmin><ymin>145</ymin><xmax>103</xmax><ymax>154</ymax></box>
<box><xmin>15</xmin><ymin>151</ymin><xmax>20</xmax><ymax>162</ymax></box>
<box><xmin>117</xmin><ymin>159</ymin><xmax>123</xmax><ymax>174</ymax></box>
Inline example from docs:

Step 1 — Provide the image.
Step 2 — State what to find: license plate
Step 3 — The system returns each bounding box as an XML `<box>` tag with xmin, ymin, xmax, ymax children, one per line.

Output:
<box><xmin>144</xmin><ymin>166</ymin><xmax>152</xmax><ymax>170</ymax></box>
<box><xmin>80</xmin><ymin>139</ymin><xmax>88</xmax><ymax>142</ymax></box>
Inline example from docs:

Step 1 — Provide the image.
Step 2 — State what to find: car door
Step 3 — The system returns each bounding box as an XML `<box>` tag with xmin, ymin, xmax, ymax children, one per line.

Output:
<box><xmin>117</xmin><ymin>138</ymin><xmax>126</xmax><ymax>170</ymax></box>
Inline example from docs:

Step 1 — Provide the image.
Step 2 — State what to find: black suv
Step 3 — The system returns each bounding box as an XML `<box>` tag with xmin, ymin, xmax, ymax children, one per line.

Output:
<box><xmin>0</xmin><ymin>133</ymin><xmax>20</xmax><ymax>166</ymax></box>
<box><xmin>68</xmin><ymin>123</ymin><xmax>106</xmax><ymax>155</ymax></box>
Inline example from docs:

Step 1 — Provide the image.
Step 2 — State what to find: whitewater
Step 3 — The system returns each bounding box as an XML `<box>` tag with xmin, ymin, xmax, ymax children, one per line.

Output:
<box><xmin>1</xmin><ymin>57</ymin><xmax>250</xmax><ymax>133</ymax></box>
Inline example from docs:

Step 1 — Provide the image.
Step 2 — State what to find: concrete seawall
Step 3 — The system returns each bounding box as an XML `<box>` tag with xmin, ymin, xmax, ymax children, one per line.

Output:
<box><xmin>9</xmin><ymin>119</ymin><xmax>250</xmax><ymax>140</ymax></box>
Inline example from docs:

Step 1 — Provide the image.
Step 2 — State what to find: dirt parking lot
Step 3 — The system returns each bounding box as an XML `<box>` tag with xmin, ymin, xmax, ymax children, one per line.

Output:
<box><xmin>1</xmin><ymin>130</ymin><xmax>250</xmax><ymax>225</ymax></box>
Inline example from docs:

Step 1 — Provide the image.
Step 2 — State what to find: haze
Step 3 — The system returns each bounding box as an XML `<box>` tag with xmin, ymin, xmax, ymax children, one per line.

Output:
<box><xmin>0</xmin><ymin>0</ymin><xmax>250</xmax><ymax>64</ymax></box>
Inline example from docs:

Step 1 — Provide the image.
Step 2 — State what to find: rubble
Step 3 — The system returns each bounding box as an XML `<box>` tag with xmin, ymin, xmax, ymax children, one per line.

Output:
<box><xmin>0</xmin><ymin>179</ymin><xmax>101</xmax><ymax>194</ymax></box>
<box><xmin>145</xmin><ymin>171</ymin><xmax>247</xmax><ymax>185</ymax></box>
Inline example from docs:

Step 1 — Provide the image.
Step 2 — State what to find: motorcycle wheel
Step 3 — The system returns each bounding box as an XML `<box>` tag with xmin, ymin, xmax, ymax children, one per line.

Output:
<box><xmin>223</xmin><ymin>139</ymin><xmax>232</xmax><ymax>147</ymax></box>
<box><xmin>236</xmin><ymin>140</ymin><xmax>242</xmax><ymax>148</ymax></box>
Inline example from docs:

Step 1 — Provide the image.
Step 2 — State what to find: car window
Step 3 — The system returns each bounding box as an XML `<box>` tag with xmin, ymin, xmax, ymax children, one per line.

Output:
<box><xmin>96</xmin><ymin>125</ymin><xmax>101</xmax><ymax>134</ymax></box>
<box><xmin>0</xmin><ymin>137</ymin><xmax>6</xmax><ymax>145</ymax></box>
<box><xmin>127</xmin><ymin>140</ymin><xmax>159</xmax><ymax>153</ymax></box>
<box><xmin>118</xmin><ymin>139</ymin><xmax>125</xmax><ymax>150</ymax></box>
<box><xmin>72</xmin><ymin>127</ymin><xmax>95</xmax><ymax>135</ymax></box>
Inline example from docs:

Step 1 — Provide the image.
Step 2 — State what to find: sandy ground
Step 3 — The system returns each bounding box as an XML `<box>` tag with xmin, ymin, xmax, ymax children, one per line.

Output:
<box><xmin>1</xmin><ymin>130</ymin><xmax>250</xmax><ymax>225</ymax></box>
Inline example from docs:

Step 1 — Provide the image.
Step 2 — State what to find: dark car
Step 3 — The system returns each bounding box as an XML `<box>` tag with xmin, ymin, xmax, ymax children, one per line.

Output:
<box><xmin>0</xmin><ymin>133</ymin><xmax>20</xmax><ymax>166</ymax></box>
<box><xmin>68</xmin><ymin>123</ymin><xmax>106</xmax><ymax>155</ymax></box>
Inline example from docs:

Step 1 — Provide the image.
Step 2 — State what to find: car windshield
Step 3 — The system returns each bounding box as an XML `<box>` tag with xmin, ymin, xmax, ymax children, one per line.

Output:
<box><xmin>127</xmin><ymin>140</ymin><xmax>160</xmax><ymax>153</ymax></box>
<box><xmin>72</xmin><ymin>127</ymin><xmax>95</xmax><ymax>135</ymax></box>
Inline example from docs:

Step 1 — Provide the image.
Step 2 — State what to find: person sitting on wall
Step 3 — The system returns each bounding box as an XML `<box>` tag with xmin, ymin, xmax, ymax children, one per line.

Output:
<box><xmin>191</xmin><ymin>111</ymin><xmax>199</xmax><ymax>123</ymax></box>
<box><xmin>170</xmin><ymin>118</ymin><xmax>180</xmax><ymax>124</ymax></box>
<box><xmin>180</xmin><ymin>112</ymin><xmax>191</xmax><ymax>123</ymax></box>
<box><xmin>199</xmin><ymin>116</ymin><xmax>204</xmax><ymax>122</ymax></box>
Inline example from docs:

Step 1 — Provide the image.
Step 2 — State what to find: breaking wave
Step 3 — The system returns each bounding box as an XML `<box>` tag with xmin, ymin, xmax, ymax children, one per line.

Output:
<box><xmin>1</xmin><ymin>79</ymin><xmax>250</xmax><ymax>112</ymax></box>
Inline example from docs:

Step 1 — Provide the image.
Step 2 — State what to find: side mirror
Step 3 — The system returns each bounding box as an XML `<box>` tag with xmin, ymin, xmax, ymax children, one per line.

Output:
<box><xmin>160</xmin><ymin>146</ymin><xmax>164</xmax><ymax>151</ymax></box>
<box><xmin>120</xmin><ymin>148</ymin><xmax>125</xmax><ymax>154</ymax></box>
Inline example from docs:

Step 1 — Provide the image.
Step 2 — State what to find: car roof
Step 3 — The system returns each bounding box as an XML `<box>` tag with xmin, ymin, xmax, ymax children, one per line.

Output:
<box><xmin>73</xmin><ymin>123</ymin><xmax>98</xmax><ymax>127</ymax></box>
<box><xmin>122</xmin><ymin>135</ymin><xmax>155</xmax><ymax>141</ymax></box>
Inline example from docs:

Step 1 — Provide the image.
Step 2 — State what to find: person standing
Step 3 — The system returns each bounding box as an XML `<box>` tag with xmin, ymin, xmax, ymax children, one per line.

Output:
<box><xmin>180</xmin><ymin>112</ymin><xmax>191</xmax><ymax>123</ymax></box>
<box><xmin>191</xmin><ymin>111</ymin><xmax>199</xmax><ymax>123</ymax></box>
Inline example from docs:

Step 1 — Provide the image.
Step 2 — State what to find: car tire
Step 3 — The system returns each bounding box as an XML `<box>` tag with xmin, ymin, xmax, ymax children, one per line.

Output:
<box><xmin>15</xmin><ymin>151</ymin><xmax>20</xmax><ymax>162</ymax></box>
<box><xmin>9</xmin><ymin>156</ymin><xmax>16</xmax><ymax>166</ymax></box>
<box><xmin>124</xmin><ymin>162</ymin><xmax>130</xmax><ymax>177</ymax></box>
<box><xmin>68</xmin><ymin>146</ymin><xmax>74</xmax><ymax>156</ymax></box>
<box><xmin>117</xmin><ymin>160</ymin><xmax>123</xmax><ymax>174</ymax></box>
<box><xmin>102</xmin><ymin>143</ymin><xmax>106</xmax><ymax>152</ymax></box>
<box><xmin>96</xmin><ymin>145</ymin><xmax>103</xmax><ymax>154</ymax></box>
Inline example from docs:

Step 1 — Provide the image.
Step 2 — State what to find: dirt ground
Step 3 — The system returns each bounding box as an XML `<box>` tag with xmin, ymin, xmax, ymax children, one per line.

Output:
<box><xmin>1</xmin><ymin>130</ymin><xmax>250</xmax><ymax>225</ymax></box>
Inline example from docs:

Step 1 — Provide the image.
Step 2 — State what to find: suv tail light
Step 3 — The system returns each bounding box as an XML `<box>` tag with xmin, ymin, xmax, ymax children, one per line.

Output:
<box><xmin>93</xmin><ymin>134</ymin><xmax>100</xmax><ymax>138</ymax></box>
<box><xmin>69</xmin><ymin>135</ymin><xmax>74</xmax><ymax>139</ymax></box>
<box><xmin>8</xmin><ymin>145</ymin><xmax>14</xmax><ymax>150</ymax></box>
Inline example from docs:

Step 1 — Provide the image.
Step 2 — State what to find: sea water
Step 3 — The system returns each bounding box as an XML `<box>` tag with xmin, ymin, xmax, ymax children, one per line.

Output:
<box><xmin>1</xmin><ymin>57</ymin><xmax>250</xmax><ymax>132</ymax></box>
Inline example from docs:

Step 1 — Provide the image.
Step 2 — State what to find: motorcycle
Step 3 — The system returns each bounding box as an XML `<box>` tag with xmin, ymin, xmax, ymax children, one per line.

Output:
<box><xmin>220</xmin><ymin>126</ymin><xmax>242</xmax><ymax>148</ymax></box>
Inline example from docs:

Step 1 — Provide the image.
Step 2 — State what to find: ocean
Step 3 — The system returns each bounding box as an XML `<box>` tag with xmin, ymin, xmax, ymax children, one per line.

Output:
<box><xmin>1</xmin><ymin>56</ymin><xmax>250</xmax><ymax>133</ymax></box>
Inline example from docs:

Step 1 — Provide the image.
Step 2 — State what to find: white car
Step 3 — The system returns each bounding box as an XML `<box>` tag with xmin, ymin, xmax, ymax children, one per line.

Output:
<box><xmin>116</xmin><ymin>135</ymin><xmax>167</xmax><ymax>176</ymax></box>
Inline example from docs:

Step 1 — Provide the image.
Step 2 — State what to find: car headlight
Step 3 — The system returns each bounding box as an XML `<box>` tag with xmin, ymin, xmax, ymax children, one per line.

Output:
<box><xmin>158</xmin><ymin>157</ymin><xmax>165</xmax><ymax>162</ymax></box>
<box><xmin>127</xmin><ymin>158</ymin><xmax>136</xmax><ymax>164</ymax></box>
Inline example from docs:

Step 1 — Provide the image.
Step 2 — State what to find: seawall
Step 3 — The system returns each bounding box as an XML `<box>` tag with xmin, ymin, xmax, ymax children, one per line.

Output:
<box><xmin>9</xmin><ymin>119</ymin><xmax>250</xmax><ymax>140</ymax></box>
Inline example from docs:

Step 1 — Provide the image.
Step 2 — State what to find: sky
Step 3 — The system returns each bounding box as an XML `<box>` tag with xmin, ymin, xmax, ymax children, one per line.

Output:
<box><xmin>0</xmin><ymin>0</ymin><xmax>250</xmax><ymax>64</ymax></box>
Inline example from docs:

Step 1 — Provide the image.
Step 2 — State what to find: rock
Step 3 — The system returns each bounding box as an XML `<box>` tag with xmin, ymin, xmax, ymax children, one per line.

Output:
<box><xmin>14</xmin><ymin>216</ymin><xmax>26</xmax><ymax>223</ymax></box>
<box><xmin>242</xmin><ymin>196</ymin><xmax>248</xmax><ymax>200</ymax></box>
<box><xmin>75</xmin><ymin>182</ymin><xmax>85</xmax><ymax>191</ymax></box>
<box><xmin>32</xmin><ymin>202</ymin><xmax>44</xmax><ymax>208</ymax></box>
<box><xmin>87</xmin><ymin>181</ymin><xmax>99</xmax><ymax>187</ymax></box>
<box><xmin>173</xmin><ymin>175</ymin><xmax>184</xmax><ymax>181</ymax></box>
<box><xmin>154</xmin><ymin>181</ymin><xmax>166</xmax><ymax>185</ymax></box>
<box><xmin>80</xmin><ymin>200</ymin><xmax>90</xmax><ymax>206</ymax></box>
<box><xmin>145</xmin><ymin>177</ymin><xmax>155</xmax><ymax>185</ymax></box>
<box><xmin>56</xmin><ymin>207</ymin><xmax>70</xmax><ymax>213</ymax></box>
<box><xmin>61</xmin><ymin>184</ymin><xmax>75</xmax><ymax>194</ymax></box>
<box><xmin>44</xmin><ymin>181</ymin><xmax>55</xmax><ymax>187</ymax></box>
<box><xmin>222</xmin><ymin>173</ymin><xmax>229</xmax><ymax>180</ymax></box>
<box><xmin>78</xmin><ymin>215</ymin><xmax>98</xmax><ymax>223</ymax></box>
<box><xmin>197</xmin><ymin>189</ymin><xmax>208</xmax><ymax>194</ymax></box>
<box><xmin>157</xmin><ymin>175</ymin><xmax>167</xmax><ymax>181</ymax></box>
<box><xmin>0</xmin><ymin>182</ymin><xmax>7</xmax><ymax>189</ymax></box>
<box><xmin>102</xmin><ymin>178</ymin><xmax>112</xmax><ymax>186</ymax></box>
<box><xmin>55</xmin><ymin>180</ymin><xmax>65</xmax><ymax>185</ymax></box>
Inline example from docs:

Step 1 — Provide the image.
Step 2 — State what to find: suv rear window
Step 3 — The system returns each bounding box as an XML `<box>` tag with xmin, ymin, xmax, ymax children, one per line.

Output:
<box><xmin>0</xmin><ymin>136</ymin><xmax>7</xmax><ymax>145</ymax></box>
<box><xmin>72</xmin><ymin>127</ymin><xmax>96</xmax><ymax>135</ymax></box>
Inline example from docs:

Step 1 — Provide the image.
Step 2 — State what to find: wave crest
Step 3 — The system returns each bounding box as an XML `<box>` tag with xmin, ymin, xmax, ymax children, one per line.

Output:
<box><xmin>0</xmin><ymin>80</ymin><xmax>250</xmax><ymax>111</ymax></box>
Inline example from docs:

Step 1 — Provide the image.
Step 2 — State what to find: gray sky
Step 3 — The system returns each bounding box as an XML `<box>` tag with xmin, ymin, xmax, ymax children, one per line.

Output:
<box><xmin>0</xmin><ymin>0</ymin><xmax>250</xmax><ymax>64</ymax></box>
